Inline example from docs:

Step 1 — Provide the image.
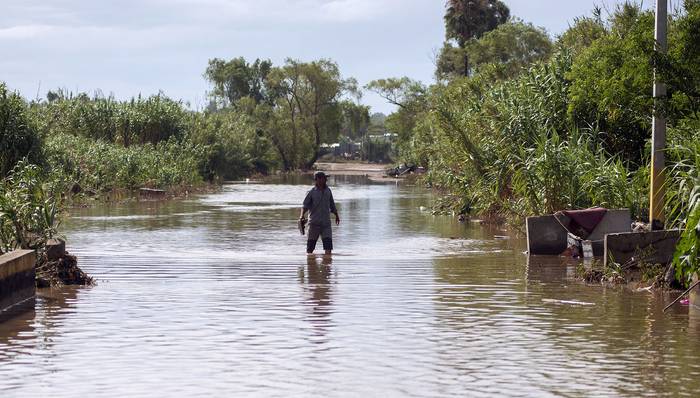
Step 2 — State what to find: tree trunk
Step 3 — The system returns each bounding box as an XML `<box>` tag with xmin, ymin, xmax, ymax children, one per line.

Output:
<box><xmin>269</xmin><ymin>133</ymin><xmax>291</xmax><ymax>171</ymax></box>
<box><xmin>304</xmin><ymin>122</ymin><xmax>322</xmax><ymax>170</ymax></box>
<box><xmin>463</xmin><ymin>51</ymin><xmax>470</xmax><ymax>77</ymax></box>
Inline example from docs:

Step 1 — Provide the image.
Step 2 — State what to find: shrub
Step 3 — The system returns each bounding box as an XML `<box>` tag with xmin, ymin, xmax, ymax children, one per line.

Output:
<box><xmin>667</xmin><ymin>139</ymin><xmax>700</xmax><ymax>286</ymax></box>
<box><xmin>0</xmin><ymin>83</ymin><xmax>42</xmax><ymax>176</ymax></box>
<box><xmin>44</xmin><ymin>134</ymin><xmax>204</xmax><ymax>192</ymax></box>
<box><xmin>0</xmin><ymin>161</ymin><xmax>64</xmax><ymax>253</ymax></box>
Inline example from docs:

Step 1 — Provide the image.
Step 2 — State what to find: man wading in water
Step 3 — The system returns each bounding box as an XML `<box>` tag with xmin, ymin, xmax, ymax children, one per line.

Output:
<box><xmin>300</xmin><ymin>171</ymin><xmax>340</xmax><ymax>255</ymax></box>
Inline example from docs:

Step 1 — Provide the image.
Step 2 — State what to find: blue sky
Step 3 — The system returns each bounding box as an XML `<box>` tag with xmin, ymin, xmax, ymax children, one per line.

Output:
<box><xmin>1</xmin><ymin>0</ymin><xmax>653</xmax><ymax>114</ymax></box>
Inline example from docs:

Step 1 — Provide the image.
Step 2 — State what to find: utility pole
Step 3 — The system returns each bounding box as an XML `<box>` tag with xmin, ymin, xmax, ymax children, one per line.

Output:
<box><xmin>650</xmin><ymin>0</ymin><xmax>668</xmax><ymax>230</ymax></box>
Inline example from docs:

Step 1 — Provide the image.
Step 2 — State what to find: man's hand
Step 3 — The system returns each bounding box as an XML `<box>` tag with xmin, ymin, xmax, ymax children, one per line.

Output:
<box><xmin>335</xmin><ymin>214</ymin><xmax>340</xmax><ymax>226</ymax></box>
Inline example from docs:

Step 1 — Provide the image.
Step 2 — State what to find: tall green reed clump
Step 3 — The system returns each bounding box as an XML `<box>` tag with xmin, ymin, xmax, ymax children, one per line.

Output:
<box><xmin>0</xmin><ymin>161</ymin><xmax>65</xmax><ymax>254</ymax></box>
<box><xmin>189</xmin><ymin>110</ymin><xmax>278</xmax><ymax>180</ymax></box>
<box><xmin>415</xmin><ymin>51</ymin><xmax>646</xmax><ymax>225</ymax></box>
<box><xmin>31</xmin><ymin>92</ymin><xmax>274</xmax><ymax>186</ymax></box>
<box><xmin>1</xmin><ymin>82</ymin><xmax>42</xmax><ymax>177</ymax></box>
<box><xmin>666</xmin><ymin>128</ymin><xmax>700</xmax><ymax>286</ymax></box>
<box><xmin>44</xmin><ymin>134</ymin><xmax>205</xmax><ymax>192</ymax></box>
<box><xmin>33</xmin><ymin>92</ymin><xmax>189</xmax><ymax>146</ymax></box>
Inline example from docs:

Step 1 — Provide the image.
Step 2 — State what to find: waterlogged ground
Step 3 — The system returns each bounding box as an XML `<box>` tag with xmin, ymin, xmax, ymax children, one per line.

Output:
<box><xmin>2</xmin><ymin>174</ymin><xmax>700</xmax><ymax>397</ymax></box>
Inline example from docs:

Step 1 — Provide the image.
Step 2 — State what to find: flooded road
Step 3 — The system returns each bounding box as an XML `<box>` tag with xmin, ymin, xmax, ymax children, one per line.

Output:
<box><xmin>2</xmin><ymin>174</ymin><xmax>700</xmax><ymax>397</ymax></box>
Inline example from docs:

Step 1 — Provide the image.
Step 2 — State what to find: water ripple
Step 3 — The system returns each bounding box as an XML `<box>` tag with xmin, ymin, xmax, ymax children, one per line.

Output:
<box><xmin>1</xmin><ymin>177</ymin><xmax>700</xmax><ymax>397</ymax></box>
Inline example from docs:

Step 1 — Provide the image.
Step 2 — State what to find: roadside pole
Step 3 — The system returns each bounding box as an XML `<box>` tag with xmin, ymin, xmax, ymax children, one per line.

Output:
<box><xmin>650</xmin><ymin>0</ymin><xmax>668</xmax><ymax>230</ymax></box>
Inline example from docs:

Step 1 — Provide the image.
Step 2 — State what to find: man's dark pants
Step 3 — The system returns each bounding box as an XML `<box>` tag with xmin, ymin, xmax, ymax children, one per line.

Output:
<box><xmin>307</xmin><ymin>224</ymin><xmax>333</xmax><ymax>253</ymax></box>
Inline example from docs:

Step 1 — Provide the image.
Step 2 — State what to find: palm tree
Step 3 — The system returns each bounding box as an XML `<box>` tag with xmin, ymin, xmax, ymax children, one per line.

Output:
<box><xmin>444</xmin><ymin>0</ymin><xmax>510</xmax><ymax>76</ymax></box>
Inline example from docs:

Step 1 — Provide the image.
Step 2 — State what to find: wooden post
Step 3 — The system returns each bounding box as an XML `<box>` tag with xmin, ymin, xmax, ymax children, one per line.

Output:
<box><xmin>650</xmin><ymin>0</ymin><xmax>668</xmax><ymax>230</ymax></box>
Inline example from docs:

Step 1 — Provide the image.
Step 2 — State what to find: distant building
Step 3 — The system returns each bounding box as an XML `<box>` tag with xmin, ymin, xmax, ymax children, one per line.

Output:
<box><xmin>320</xmin><ymin>137</ymin><xmax>361</xmax><ymax>159</ymax></box>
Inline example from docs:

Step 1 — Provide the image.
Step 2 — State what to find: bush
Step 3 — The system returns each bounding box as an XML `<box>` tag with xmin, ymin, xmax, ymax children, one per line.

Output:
<box><xmin>0</xmin><ymin>83</ymin><xmax>42</xmax><ymax>176</ymax></box>
<box><xmin>27</xmin><ymin>90</ymin><xmax>278</xmax><ymax>186</ymax></box>
<box><xmin>33</xmin><ymin>92</ymin><xmax>189</xmax><ymax>146</ymax></box>
<box><xmin>566</xmin><ymin>7</ymin><xmax>655</xmax><ymax>164</ymax></box>
<box><xmin>44</xmin><ymin>134</ymin><xmax>205</xmax><ymax>192</ymax></box>
<box><xmin>0</xmin><ymin>161</ymin><xmax>64</xmax><ymax>253</ymax></box>
<box><xmin>667</xmin><ymin>139</ymin><xmax>700</xmax><ymax>286</ymax></box>
<box><xmin>189</xmin><ymin>110</ymin><xmax>277</xmax><ymax>180</ymax></box>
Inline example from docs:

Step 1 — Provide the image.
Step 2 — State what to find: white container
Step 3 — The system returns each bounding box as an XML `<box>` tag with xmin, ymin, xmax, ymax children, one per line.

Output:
<box><xmin>582</xmin><ymin>240</ymin><xmax>594</xmax><ymax>258</ymax></box>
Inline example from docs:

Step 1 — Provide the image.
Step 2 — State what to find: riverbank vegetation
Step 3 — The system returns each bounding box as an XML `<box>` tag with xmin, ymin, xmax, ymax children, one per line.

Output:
<box><xmin>370</xmin><ymin>0</ymin><xmax>700</xmax><ymax>284</ymax></box>
<box><xmin>1</xmin><ymin>57</ymin><xmax>364</xmax><ymax>194</ymax></box>
<box><xmin>0</xmin><ymin>161</ymin><xmax>63</xmax><ymax>254</ymax></box>
<box><xmin>2</xmin><ymin>1</ymin><xmax>698</xmax><ymax>285</ymax></box>
<box><xmin>1</xmin><ymin>58</ymin><xmax>360</xmax><ymax>257</ymax></box>
<box><xmin>204</xmin><ymin>57</ymin><xmax>364</xmax><ymax>170</ymax></box>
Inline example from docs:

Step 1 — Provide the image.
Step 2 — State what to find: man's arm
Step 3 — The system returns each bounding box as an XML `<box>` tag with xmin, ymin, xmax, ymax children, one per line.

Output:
<box><xmin>330</xmin><ymin>192</ymin><xmax>340</xmax><ymax>225</ymax></box>
<box><xmin>301</xmin><ymin>191</ymin><xmax>312</xmax><ymax>220</ymax></box>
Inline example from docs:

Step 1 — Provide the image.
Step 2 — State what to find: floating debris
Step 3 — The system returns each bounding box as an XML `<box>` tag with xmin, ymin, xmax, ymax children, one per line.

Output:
<box><xmin>542</xmin><ymin>298</ymin><xmax>595</xmax><ymax>306</ymax></box>
<box><xmin>36</xmin><ymin>251</ymin><xmax>95</xmax><ymax>288</ymax></box>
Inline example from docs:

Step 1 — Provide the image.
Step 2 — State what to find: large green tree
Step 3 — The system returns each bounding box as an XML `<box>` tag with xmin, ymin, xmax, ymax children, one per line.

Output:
<box><xmin>274</xmin><ymin>59</ymin><xmax>347</xmax><ymax>169</ymax></box>
<box><xmin>205</xmin><ymin>57</ymin><xmax>357</xmax><ymax>171</ymax></box>
<box><xmin>442</xmin><ymin>0</ymin><xmax>510</xmax><ymax>77</ymax></box>
<box><xmin>365</xmin><ymin>78</ymin><xmax>427</xmax><ymax>158</ymax></box>
<box><xmin>204</xmin><ymin>57</ymin><xmax>273</xmax><ymax>107</ymax></box>
<box><xmin>566</xmin><ymin>5</ymin><xmax>657</xmax><ymax>163</ymax></box>
<box><xmin>269</xmin><ymin>59</ymin><xmax>357</xmax><ymax>170</ymax></box>
<box><xmin>339</xmin><ymin>101</ymin><xmax>370</xmax><ymax>141</ymax></box>
<box><xmin>437</xmin><ymin>20</ymin><xmax>553</xmax><ymax>79</ymax></box>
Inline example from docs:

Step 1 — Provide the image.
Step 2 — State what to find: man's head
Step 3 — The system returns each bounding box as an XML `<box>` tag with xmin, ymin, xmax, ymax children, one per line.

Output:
<box><xmin>314</xmin><ymin>171</ymin><xmax>328</xmax><ymax>188</ymax></box>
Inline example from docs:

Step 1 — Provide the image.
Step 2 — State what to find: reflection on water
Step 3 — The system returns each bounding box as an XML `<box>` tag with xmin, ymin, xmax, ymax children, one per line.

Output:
<box><xmin>1</xmin><ymin>174</ymin><xmax>700</xmax><ymax>397</ymax></box>
<box><xmin>300</xmin><ymin>255</ymin><xmax>335</xmax><ymax>345</ymax></box>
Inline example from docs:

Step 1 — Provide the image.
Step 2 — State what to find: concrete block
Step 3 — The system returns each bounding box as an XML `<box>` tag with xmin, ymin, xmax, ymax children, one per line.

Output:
<box><xmin>45</xmin><ymin>238</ymin><xmax>66</xmax><ymax>261</ymax></box>
<box><xmin>604</xmin><ymin>230</ymin><xmax>681</xmax><ymax>266</ymax></box>
<box><xmin>139</xmin><ymin>188</ymin><xmax>166</xmax><ymax>198</ymax></box>
<box><xmin>526</xmin><ymin>215</ymin><xmax>569</xmax><ymax>255</ymax></box>
<box><xmin>588</xmin><ymin>210</ymin><xmax>632</xmax><ymax>241</ymax></box>
<box><xmin>527</xmin><ymin>209</ymin><xmax>631</xmax><ymax>256</ymax></box>
<box><xmin>588</xmin><ymin>209</ymin><xmax>632</xmax><ymax>256</ymax></box>
<box><xmin>0</xmin><ymin>250</ymin><xmax>36</xmax><ymax>313</ymax></box>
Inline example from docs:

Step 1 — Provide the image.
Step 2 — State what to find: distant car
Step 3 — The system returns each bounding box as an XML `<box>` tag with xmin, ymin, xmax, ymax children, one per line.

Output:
<box><xmin>386</xmin><ymin>163</ymin><xmax>416</xmax><ymax>177</ymax></box>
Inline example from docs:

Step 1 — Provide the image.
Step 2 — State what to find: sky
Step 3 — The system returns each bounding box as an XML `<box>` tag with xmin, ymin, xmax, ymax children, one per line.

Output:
<box><xmin>1</xmin><ymin>0</ymin><xmax>654</xmax><ymax>114</ymax></box>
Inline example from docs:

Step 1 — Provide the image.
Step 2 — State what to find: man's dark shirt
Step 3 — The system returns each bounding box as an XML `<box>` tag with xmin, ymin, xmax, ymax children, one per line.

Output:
<box><xmin>303</xmin><ymin>186</ymin><xmax>337</xmax><ymax>227</ymax></box>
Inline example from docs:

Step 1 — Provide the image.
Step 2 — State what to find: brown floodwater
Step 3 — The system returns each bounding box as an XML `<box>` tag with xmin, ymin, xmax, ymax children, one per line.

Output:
<box><xmin>1</xmin><ymin>174</ymin><xmax>700</xmax><ymax>397</ymax></box>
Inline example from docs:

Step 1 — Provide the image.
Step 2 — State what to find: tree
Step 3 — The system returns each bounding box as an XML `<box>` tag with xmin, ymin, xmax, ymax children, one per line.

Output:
<box><xmin>657</xmin><ymin>0</ymin><xmax>700</xmax><ymax>120</ymax></box>
<box><xmin>189</xmin><ymin>109</ymin><xmax>276</xmax><ymax>179</ymax></box>
<box><xmin>339</xmin><ymin>101</ymin><xmax>370</xmax><ymax>140</ymax></box>
<box><xmin>264</xmin><ymin>59</ymin><xmax>354</xmax><ymax>170</ymax></box>
<box><xmin>365</xmin><ymin>78</ymin><xmax>427</xmax><ymax>157</ymax></box>
<box><xmin>365</xmin><ymin>78</ymin><xmax>426</xmax><ymax>109</ymax></box>
<box><xmin>437</xmin><ymin>20</ymin><xmax>553</xmax><ymax>79</ymax></box>
<box><xmin>566</xmin><ymin>5</ymin><xmax>656</xmax><ymax>164</ymax></box>
<box><xmin>368</xmin><ymin>112</ymin><xmax>387</xmax><ymax>134</ymax></box>
<box><xmin>467</xmin><ymin>21</ymin><xmax>552</xmax><ymax>71</ymax></box>
<box><xmin>204</xmin><ymin>57</ymin><xmax>358</xmax><ymax>171</ymax></box>
<box><xmin>204</xmin><ymin>57</ymin><xmax>273</xmax><ymax>107</ymax></box>
<box><xmin>557</xmin><ymin>8</ymin><xmax>606</xmax><ymax>55</ymax></box>
<box><xmin>443</xmin><ymin>0</ymin><xmax>510</xmax><ymax>76</ymax></box>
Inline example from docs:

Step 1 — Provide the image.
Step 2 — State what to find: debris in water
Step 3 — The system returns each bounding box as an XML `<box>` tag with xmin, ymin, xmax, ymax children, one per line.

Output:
<box><xmin>36</xmin><ymin>251</ymin><xmax>95</xmax><ymax>288</ymax></box>
<box><xmin>542</xmin><ymin>298</ymin><xmax>595</xmax><ymax>306</ymax></box>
